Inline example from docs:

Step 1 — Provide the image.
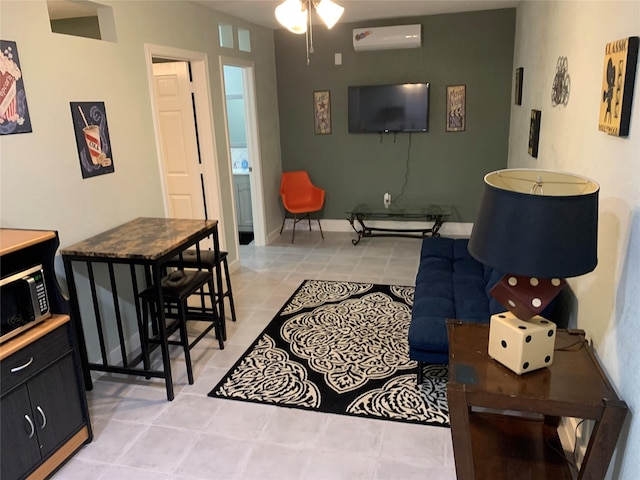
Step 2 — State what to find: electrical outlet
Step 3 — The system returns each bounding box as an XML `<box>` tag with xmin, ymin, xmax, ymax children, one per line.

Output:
<box><xmin>383</xmin><ymin>192</ymin><xmax>391</xmax><ymax>208</ymax></box>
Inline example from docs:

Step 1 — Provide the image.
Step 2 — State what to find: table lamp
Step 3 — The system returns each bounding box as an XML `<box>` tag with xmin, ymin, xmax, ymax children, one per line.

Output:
<box><xmin>468</xmin><ymin>169</ymin><xmax>599</xmax><ymax>374</ymax></box>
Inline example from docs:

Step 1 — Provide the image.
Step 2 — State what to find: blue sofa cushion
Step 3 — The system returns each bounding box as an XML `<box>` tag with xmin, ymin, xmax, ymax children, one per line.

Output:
<box><xmin>420</xmin><ymin>236</ymin><xmax>454</xmax><ymax>259</ymax></box>
<box><xmin>409</xmin><ymin>237</ymin><xmax>495</xmax><ymax>364</ymax></box>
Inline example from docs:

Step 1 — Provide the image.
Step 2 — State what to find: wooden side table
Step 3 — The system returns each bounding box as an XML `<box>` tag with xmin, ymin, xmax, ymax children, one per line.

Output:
<box><xmin>446</xmin><ymin>319</ymin><xmax>628</xmax><ymax>480</ymax></box>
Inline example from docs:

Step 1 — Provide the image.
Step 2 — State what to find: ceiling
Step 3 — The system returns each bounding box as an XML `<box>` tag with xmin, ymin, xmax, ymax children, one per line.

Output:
<box><xmin>46</xmin><ymin>0</ymin><xmax>520</xmax><ymax>26</ymax></box>
<box><xmin>192</xmin><ymin>0</ymin><xmax>520</xmax><ymax>30</ymax></box>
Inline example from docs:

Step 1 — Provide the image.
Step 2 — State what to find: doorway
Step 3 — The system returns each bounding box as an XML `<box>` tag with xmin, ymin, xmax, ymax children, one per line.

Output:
<box><xmin>224</xmin><ymin>65</ymin><xmax>253</xmax><ymax>244</ymax></box>
<box><xmin>152</xmin><ymin>60</ymin><xmax>206</xmax><ymax>221</ymax></box>
<box><xmin>144</xmin><ymin>44</ymin><xmax>224</xmax><ymax>252</ymax></box>
<box><xmin>145</xmin><ymin>45</ymin><xmax>267</xmax><ymax>257</ymax></box>
<box><xmin>220</xmin><ymin>57</ymin><xmax>266</xmax><ymax>247</ymax></box>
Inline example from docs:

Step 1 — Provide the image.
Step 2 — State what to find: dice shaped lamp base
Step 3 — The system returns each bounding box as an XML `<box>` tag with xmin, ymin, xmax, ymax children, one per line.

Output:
<box><xmin>488</xmin><ymin>311</ymin><xmax>556</xmax><ymax>375</ymax></box>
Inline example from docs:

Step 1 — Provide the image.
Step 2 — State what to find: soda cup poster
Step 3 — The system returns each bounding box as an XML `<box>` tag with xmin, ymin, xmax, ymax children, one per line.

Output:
<box><xmin>0</xmin><ymin>40</ymin><xmax>32</xmax><ymax>135</ymax></box>
<box><xmin>70</xmin><ymin>101</ymin><xmax>115</xmax><ymax>178</ymax></box>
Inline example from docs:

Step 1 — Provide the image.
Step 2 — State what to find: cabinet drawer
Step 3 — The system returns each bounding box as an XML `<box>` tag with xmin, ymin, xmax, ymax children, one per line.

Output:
<box><xmin>1</xmin><ymin>323</ymin><xmax>73</xmax><ymax>394</ymax></box>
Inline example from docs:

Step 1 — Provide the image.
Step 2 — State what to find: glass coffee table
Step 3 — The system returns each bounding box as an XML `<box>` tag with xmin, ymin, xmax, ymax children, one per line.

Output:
<box><xmin>346</xmin><ymin>203</ymin><xmax>452</xmax><ymax>245</ymax></box>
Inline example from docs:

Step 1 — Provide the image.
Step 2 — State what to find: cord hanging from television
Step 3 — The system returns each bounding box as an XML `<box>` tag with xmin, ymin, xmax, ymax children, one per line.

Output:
<box><xmin>393</xmin><ymin>132</ymin><xmax>412</xmax><ymax>205</ymax></box>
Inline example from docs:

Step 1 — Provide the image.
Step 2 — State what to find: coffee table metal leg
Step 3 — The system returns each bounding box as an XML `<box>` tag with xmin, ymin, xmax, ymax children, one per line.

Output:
<box><xmin>431</xmin><ymin>214</ymin><xmax>444</xmax><ymax>237</ymax></box>
<box><xmin>347</xmin><ymin>215</ymin><xmax>365</xmax><ymax>245</ymax></box>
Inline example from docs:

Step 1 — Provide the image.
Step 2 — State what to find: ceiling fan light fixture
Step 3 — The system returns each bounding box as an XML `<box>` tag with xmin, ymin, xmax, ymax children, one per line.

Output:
<box><xmin>275</xmin><ymin>0</ymin><xmax>344</xmax><ymax>64</ymax></box>
<box><xmin>316</xmin><ymin>0</ymin><xmax>344</xmax><ymax>29</ymax></box>
<box><xmin>275</xmin><ymin>0</ymin><xmax>307</xmax><ymax>34</ymax></box>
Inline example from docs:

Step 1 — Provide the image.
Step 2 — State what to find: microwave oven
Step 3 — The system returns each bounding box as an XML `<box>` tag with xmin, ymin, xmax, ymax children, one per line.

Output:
<box><xmin>0</xmin><ymin>264</ymin><xmax>51</xmax><ymax>344</ymax></box>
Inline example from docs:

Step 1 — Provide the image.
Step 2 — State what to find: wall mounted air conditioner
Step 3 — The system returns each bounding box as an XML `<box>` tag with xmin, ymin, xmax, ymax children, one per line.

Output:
<box><xmin>352</xmin><ymin>24</ymin><xmax>422</xmax><ymax>52</ymax></box>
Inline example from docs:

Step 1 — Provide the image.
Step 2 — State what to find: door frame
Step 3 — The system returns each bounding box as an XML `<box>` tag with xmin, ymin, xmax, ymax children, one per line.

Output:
<box><xmin>219</xmin><ymin>56</ymin><xmax>266</xmax><ymax>247</ymax></box>
<box><xmin>143</xmin><ymin>44</ymin><xmax>226</xmax><ymax>250</ymax></box>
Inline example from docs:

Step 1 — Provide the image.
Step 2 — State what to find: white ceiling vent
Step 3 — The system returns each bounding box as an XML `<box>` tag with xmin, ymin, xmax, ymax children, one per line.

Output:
<box><xmin>353</xmin><ymin>24</ymin><xmax>422</xmax><ymax>52</ymax></box>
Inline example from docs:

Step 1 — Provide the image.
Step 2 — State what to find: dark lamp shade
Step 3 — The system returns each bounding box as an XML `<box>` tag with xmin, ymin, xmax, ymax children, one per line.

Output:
<box><xmin>468</xmin><ymin>169</ymin><xmax>599</xmax><ymax>278</ymax></box>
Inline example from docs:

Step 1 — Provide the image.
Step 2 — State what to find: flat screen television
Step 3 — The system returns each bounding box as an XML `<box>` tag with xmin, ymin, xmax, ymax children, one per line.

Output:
<box><xmin>348</xmin><ymin>83</ymin><xmax>430</xmax><ymax>133</ymax></box>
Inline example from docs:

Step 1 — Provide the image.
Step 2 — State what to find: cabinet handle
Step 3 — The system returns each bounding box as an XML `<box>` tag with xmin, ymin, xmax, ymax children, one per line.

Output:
<box><xmin>36</xmin><ymin>406</ymin><xmax>47</xmax><ymax>429</ymax></box>
<box><xmin>24</xmin><ymin>415</ymin><xmax>35</xmax><ymax>439</ymax></box>
<box><xmin>10</xmin><ymin>357</ymin><xmax>34</xmax><ymax>373</ymax></box>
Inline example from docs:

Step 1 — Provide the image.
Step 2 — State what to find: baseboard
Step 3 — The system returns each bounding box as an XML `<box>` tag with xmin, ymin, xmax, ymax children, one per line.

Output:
<box><xmin>266</xmin><ymin>226</ymin><xmax>283</xmax><ymax>245</ymax></box>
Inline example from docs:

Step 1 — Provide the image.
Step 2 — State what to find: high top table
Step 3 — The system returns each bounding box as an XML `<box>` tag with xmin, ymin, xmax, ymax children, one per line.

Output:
<box><xmin>61</xmin><ymin>217</ymin><xmax>221</xmax><ymax>401</ymax></box>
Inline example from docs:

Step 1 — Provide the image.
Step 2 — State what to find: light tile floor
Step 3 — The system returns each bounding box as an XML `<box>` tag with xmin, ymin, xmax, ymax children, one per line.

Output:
<box><xmin>55</xmin><ymin>231</ymin><xmax>456</xmax><ymax>480</ymax></box>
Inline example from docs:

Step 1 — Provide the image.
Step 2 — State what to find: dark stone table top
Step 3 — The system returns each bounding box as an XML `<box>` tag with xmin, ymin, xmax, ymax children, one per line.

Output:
<box><xmin>61</xmin><ymin>217</ymin><xmax>217</xmax><ymax>261</ymax></box>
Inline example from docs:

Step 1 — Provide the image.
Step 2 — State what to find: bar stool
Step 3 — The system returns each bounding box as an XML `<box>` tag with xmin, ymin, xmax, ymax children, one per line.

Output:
<box><xmin>138</xmin><ymin>269</ymin><xmax>225</xmax><ymax>385</ymax></box>
<box><xmin>166</xmin><ymin>250</ymin><xmax>237</xmax><ymax>324</ymax></box>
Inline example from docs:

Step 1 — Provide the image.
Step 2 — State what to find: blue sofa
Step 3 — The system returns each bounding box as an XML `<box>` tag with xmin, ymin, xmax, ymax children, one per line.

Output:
<box><xmin>409</xmin><ymin>236</ymin><xmax>569</xmax><ymax>383</ymax></box>
<box><xmin>409</xmin><ymin>237</ymin><xmax>505</xmax><ymax>383</ymax></box>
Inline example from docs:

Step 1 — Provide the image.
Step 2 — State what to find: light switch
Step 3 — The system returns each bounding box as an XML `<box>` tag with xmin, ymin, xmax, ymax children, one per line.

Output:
<box><xmin>334</xmin><ymin>53</ymin><xmax>342</xmax><ymax>65</ymax></box>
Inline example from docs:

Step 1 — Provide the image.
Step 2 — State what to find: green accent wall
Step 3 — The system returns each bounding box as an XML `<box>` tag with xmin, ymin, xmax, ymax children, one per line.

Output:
<box><xmin>275</xmin><ymin>9</ymin><xmax>515</xmax><ymax>222</ymax></box>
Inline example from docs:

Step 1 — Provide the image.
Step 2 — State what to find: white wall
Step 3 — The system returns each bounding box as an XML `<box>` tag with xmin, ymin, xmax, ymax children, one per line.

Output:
<box><xmin>0</xmin><ymin>0</ymin><xmax>281</xmax><ymax>357</ymax></box>
<box><xmin>510</xmin><ymin>2</ymin><xmax>639</xmax><ymax>477</ymax></box>
<box><xmin>0</xmin><ymin>0</ymin><xmax>281</xmax><ymax>255</ymax></box>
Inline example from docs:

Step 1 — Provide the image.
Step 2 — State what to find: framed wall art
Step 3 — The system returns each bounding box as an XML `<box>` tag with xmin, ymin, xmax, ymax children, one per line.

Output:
<box><xmin>70</xmin><ymin>101</ymin><xmax>115</xmax><ymax>179</ymax></box>
<box><xmin>598</xmin><ymin>36</ymin><xmax>639</xmax><ymax>137</ymax></box>
<box><xmin>0</xmin><ymin>40</ymin><xmax>32</xmax><ymax>135</ymax></box>
<box><xmin>528</xmin><ymin>109</ymin><xmax>542</xmax><ymax>158</ymax></box>
<box><xmin>446</xmin><ymin>85</ymin><xmax>466</xmax><ymax>132</ymax></box>
<box><xmin>313</xmin><ymin>90</ymin><xmax>331</xmax><ymax>135</ymax></box>
<box><xmin>515</xmin><ymin>67</ymin><xmax>523</xmax><ymax>105</ymax></box>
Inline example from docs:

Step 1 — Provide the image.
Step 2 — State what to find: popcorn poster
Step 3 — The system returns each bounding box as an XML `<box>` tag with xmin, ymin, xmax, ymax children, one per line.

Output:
<box><xmin>0</xmin><ymin>40</ymin><xmax>32</xmax><ymax>135</ymax></box>
<box><xmin>70</xmin><ymin>101</ymin><xmax>115</xmax><ymax>179</ymax></box>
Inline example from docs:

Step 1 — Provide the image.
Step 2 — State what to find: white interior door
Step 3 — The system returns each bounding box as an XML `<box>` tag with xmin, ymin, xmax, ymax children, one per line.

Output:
<box><xmin>145</xmin><ymin>45</ymin><xmax>225</xmax><ymax>255</ymax></box>
<box><xmin>152</xmin><ymin>62</ymin><xmax>205</xmax><ymax>221</ymax></box>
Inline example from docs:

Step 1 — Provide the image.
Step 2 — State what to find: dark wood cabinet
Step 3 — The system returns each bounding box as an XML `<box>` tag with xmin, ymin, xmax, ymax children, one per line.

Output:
<box><xmin>1</xmin><ymin>384</ymin><xmax>42</xmax><ymax>479</ymax></box>
<box><xmin>29</xmin><ymin>353</ymin><xmax>85</xmax><ymax>458</ymax></box>
<box><xmin>1</xmin><ymin>229</ymin><xmax>91</xmax><ymax>480</ymax></box>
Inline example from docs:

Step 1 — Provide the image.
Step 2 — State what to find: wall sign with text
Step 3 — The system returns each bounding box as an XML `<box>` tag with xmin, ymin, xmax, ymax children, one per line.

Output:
<box><xmin>598</xmin><ymin>36</ymin><xmax>639</xmax><ymax>137</ymax></box>
<box><xmin>446</xmin><ymin>85</ymin><xmax>466</xmax><ymax>132</ymax></box>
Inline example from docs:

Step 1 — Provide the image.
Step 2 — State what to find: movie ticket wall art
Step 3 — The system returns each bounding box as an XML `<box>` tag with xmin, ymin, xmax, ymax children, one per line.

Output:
<box><xmin>0</xmin><ymin>40</ymin><xmax>32</xmax><ymax>135</ymax></box>
<box><xmin>70</xmin><ymin>102</ymin><xmax>115</xmax><ymax>179</ymax></box>
<box><xmin>599</xmin><ymin>36</ymin><xmax>639</xmax><ymax>137</ymax></box>
<box><xmin>446</xmin><ymin>85</ymin><xmax>466</xmax><ymax>132</ymax></box>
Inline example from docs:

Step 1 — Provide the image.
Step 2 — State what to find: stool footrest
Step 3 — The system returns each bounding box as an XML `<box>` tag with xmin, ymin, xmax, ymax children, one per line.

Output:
<box><xmin>166</xmin><ymin>249</ymin><xmax>228</xmax><ymax>268</ymax></box>
<box><xmin>189</xmin><ymin>323</ymin><xmax>218</xmax><ymax>349</ymax></box>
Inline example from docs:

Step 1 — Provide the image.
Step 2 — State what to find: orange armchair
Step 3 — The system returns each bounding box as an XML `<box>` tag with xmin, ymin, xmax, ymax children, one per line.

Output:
<box><xmin>279</xmin><ymin>171</ymin><xmax>325</xmax><ymax>243</ymax></box>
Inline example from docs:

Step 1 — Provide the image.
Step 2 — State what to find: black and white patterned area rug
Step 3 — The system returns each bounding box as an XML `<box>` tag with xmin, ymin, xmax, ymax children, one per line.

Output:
<box><xmin>209</xmin><ymin>280</ymin><xmax>449</xmax><ymax>427</ymax></box>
